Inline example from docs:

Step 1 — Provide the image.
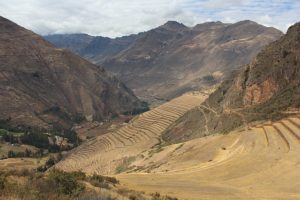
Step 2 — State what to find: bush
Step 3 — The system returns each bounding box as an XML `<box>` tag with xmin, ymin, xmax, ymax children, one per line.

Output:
<box><xmin>48</xmin><ymin>169</ymin><xmax>85</xmax><ymax>196</ymax></box>
<box><xmin>0</xmin><ymin>173</ymin><xmax>6</xmax><ymax>191</ymax></box>
<box><xmin>89</xmin><ymin>174</ymin><xmax>119</xmax><ymax>189</ymax></box>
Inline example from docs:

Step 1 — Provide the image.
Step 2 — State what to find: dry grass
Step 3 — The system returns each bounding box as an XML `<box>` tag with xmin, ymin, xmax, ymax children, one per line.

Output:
<box><xmin>116</xmin><ymin>115</ymin><xmax>300</xmax><ymax>199</ymax></box>
<box><xmin>0</xmin><ymin>157</ymin><xmax>48</xmax><ymax>171</ymax></box>
<box><xmin>56</xmin><ymin>92</ymin><xmax>208</xmax><ymax>175</ymax></box>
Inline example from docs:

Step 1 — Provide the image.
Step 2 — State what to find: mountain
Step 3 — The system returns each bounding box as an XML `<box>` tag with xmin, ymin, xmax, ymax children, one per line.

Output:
<box><xmin>44</xmin><ymin>33</ymin><xmax>139</xmax><ymax>64</ymax></box>
<box><xmin>46</xmin><ymin>21</ymin><xmax>282</xmax><ymax>103</ymax></box>
<box><xmin>43</xmin><ymin>33</ymin><xmax>94</xmax><ymax>54</ymax></box>
<box><xmin>102</xmin><ymin>20</ymin><xmax>283</xmax><ymax>102</ymax></box>
<box><xmin>162</xmin><ymin>22</ymin><xmax>300</xmax><ymax>143</ymax></box>
<box><xmin>0</xmin><ymin>16</ymin><xmax>147</xmax><ymax>131</ymax></box>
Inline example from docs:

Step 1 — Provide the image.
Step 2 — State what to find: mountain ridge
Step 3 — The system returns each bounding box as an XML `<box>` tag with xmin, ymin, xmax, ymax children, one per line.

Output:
<box><xmin>45</xmin><ymin>20</ymin><xmax>283</xmax><ymax>103</ymax></box>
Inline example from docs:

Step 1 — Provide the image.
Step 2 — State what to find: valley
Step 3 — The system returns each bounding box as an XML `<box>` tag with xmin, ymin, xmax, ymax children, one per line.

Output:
<box><xmin>56</xmin><ymin>91</ymin><xmax>210</xmax><ymax>175</ymax></box>
<box><xmin>0</xmin><ymin>2</ymin><xmax>300</xmax><ymax>199</ymax></box>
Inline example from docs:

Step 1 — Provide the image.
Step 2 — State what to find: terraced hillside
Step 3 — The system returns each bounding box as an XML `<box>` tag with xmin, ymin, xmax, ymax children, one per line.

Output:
<box><xmin>56</xmin><ymin>92</ymin><xmax>209</xmax><ymax>174</ymax></box>
<box><xmin>117</xmin><ymin>115</ymin><xmax>300</xmax><ymax>199</ymax></box>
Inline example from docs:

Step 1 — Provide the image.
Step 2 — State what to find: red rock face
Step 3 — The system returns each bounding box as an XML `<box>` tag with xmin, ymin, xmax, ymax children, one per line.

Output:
<box><xmin>243</xmin><ymin>78</ymin><xmax>279</xmax><ymax>105</ymax></box>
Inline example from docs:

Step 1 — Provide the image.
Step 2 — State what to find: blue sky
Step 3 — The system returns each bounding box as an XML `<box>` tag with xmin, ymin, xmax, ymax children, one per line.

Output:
<box><xmin>0</xmin><ymin>0</ymin><xmax>299</xmax><ymax>37</ymax></box>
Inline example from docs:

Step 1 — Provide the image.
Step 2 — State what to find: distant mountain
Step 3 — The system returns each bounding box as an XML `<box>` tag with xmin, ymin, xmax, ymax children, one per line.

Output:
<box><xmin>45</xmin><ymin>20</ymin><xmax>283</xmax><ymax>103</ymax></box>
<box><xmin>163</xmin><ymin>22</ymin><xmax>300</xmax><ymax>143</ymax></box>
<box><xmin>0</xmin><ymin>16</ymin><xmax>147</xmax><ymax>131</ymax></box>
<box><xmin>45</xmin><ymin>33</ymin><xmax>139</xmax><ymax>64</ymax></box>
<box><xmin>43</xmin><ymin>33</ymin><xmax>94</xmax><ymax>54</ymax></box>
<box><xmin>102</xmin><ymin>20</ymin><xmax>283</xmax><ymax>102</ymax></box>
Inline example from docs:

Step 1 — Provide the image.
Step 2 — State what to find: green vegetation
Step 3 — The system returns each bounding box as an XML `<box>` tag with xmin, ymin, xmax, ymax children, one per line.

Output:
<box><xmin>48</xmin><ymin>169</ymin><xmax>85</xmax><ymax>196</ymax></box>
<box><xmin>0</xmin><ymin>125</ymin><xmax>80</xmax><ymax>159</ymax></box>
<box><xmin>7</xmin><ymin>149</ymin><xmax>43</xmax><ymax>158</ymax></box>
<box><xmin>0</xmin><ymin>168</ymin><xmax>120</xmax><ymax>200</ymax></box>
<box><xmin>88</xmin><ymin>173</ymin><xmax>119</xmax><ymax>189</ymax></box>
<box><xmin>0</xmin><ymin>172</ymin><xmax>6</xmax><ymax>191</ymax></box>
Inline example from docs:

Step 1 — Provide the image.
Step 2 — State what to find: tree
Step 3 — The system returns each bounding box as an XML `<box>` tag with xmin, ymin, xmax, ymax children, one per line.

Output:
<box><xmin>7</xmin><ymin>150</ymin><xmax>15</xmax><ymax>158</ymax></box>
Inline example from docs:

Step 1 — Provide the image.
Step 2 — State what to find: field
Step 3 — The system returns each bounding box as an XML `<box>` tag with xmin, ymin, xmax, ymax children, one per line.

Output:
<box><xmin>0</xmin><ymin>157</ymin><xmax>48</xmax><ymax>171</ymax></box>
<box><xmin>56</xmin><ymin>91</ymin><xmax>209</xmax><ymax>174</ymax></box>
<box><xmin>116</xmin><ymin>116</ymin><xmax>300</xmax><ymax>199</ymax></box>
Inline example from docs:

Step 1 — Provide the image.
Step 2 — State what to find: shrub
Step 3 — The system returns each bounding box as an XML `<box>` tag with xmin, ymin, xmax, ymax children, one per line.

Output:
<box><xmin>0</xmin><ymin>173</ymin><xmax>6</xmax><ymax>191</ymax></box>
<box><xmin>89</xmin><ymin>174</ymin><xmax>119</xmax><ymax>189</ymax></box>
<box><xmin>48</xmin><ymin>169</ymin><xmax>85</xmax><ymax>196</ymax></box>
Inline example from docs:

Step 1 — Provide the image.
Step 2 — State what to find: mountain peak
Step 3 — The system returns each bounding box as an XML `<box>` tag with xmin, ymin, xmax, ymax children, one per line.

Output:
<box><xmin>160</xmin><ymin>21</ymin><xmax>187</xmax><ymax>30</ymax></box>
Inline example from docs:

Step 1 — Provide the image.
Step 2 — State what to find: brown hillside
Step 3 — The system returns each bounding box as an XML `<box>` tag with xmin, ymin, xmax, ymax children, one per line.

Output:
<box><xmin>163</xmin><ymin>22</ymin><xmax>300</xmax><ymax>143</ymax></box>
<box><xmin>0</xmin><ymin>16</ymin><xmax>146</xmax><ymax>130</ymax></box>
<box><xmin>102</xmin><ymin>20</ymin><xmax>282</xmax><ymax>102</ymax></box>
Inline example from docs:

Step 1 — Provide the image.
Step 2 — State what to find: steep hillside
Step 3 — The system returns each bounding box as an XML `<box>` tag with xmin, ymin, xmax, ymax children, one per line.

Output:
<box><xmin>163</xmin><ymin>22</ymin><xmax>300</xmax><ymax>143</ymax></box>
<box><xmin>102</xmin><ymin>20</ymin><xmax>282</xmax><ymax>102</ymax></box>
<box><xmin>45</xmin><ymin>34</ymin><xmax>139</xmax><ymax>64</ymax></box>
<box><xmin>0</xmin><ymin>16</ymin><xmax>147</xmax><ymax>131</ymax></box>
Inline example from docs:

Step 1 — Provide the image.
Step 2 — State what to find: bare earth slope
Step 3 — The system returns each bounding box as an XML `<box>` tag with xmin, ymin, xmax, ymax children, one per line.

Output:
<box><xmin>56</xmin><ymin>91</ymin><xmax>209</xmax><ymax>174</ymax></box>
<box><xmin>102</xmin><ymin>21</ymin><xmax>282</xmax><ymax>101</ymax></box>
<box><xmin>0</xmin><ymin>16</ymin><xmax>146</xmax><ymax>130</ymax></box>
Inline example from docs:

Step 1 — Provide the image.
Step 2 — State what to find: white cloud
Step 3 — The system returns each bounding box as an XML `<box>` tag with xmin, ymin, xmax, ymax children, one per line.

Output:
<box><xmin>0</xmin><ymin>0</ymin><xmax>299</xmax><ymax>37</ymax></box>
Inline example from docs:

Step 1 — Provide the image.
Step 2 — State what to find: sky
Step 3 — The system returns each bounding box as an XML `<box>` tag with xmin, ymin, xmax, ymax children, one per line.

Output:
<box><xmin>0</xmin><ymin>0</ymin><xmax>299</xmax><ymax>38</ymax></box>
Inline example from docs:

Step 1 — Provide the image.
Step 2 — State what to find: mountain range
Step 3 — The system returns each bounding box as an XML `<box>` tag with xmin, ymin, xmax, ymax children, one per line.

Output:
<box><xmin>45</xmin><ymin>20</ymin><xmax>283</xmax><ymax>103</ymax></box>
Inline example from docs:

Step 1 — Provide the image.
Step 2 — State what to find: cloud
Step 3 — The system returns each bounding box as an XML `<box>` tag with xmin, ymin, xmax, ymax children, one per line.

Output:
<box><xmin>0</xmin><ymin>0</ymin><xmax>299</xmax><ymax>37</ymax></box>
